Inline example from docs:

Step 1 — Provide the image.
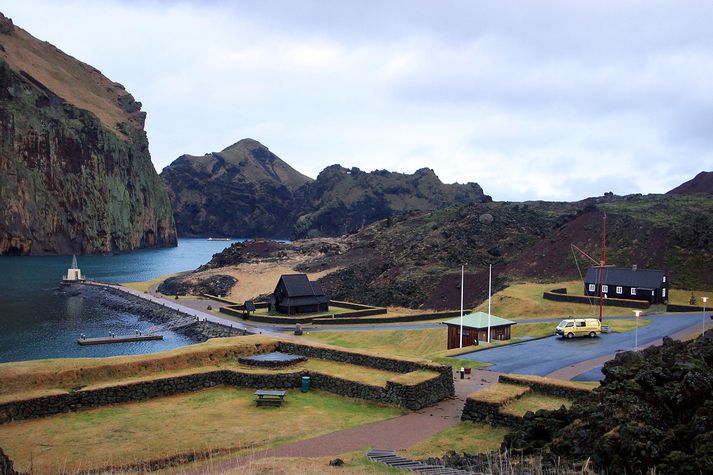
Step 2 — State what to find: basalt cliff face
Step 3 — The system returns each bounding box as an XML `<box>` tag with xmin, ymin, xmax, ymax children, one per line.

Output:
<box><xmin>161</xmin><ymin>141</ymin><xmax>490</xmax><ymax>239</ymax></box>
<box><xmin>0</xmin><ymin>13</ymin><xmax>176</xmax><ymax>255</ymax></box>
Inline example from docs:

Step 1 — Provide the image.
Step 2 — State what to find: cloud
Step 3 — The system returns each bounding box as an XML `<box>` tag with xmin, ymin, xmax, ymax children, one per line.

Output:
<box><xmin>4</xmin><ymin>0</ymin><xmax>713</xmax><ymax>201</ymax></box>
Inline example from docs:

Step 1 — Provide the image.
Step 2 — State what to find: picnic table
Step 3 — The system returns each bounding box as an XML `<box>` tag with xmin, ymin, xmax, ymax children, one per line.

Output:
<box><xmin>254</xmin><ymin>389</ymin><xmax>287</xmax><ymax>407</ymax></box>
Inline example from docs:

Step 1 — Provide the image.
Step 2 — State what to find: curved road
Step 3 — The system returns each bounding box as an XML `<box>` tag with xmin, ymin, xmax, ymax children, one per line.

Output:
<box><xmin>457</xmin><ymin>313</ymin><xmax>704</xmax><ymax>376</ymax></box>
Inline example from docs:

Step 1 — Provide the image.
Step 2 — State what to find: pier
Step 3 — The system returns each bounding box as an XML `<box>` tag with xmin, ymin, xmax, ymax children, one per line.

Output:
<box><xmin>77</xmin><ymin>334</ymin><xmax>164</xmax><ymax>345</ymax></box>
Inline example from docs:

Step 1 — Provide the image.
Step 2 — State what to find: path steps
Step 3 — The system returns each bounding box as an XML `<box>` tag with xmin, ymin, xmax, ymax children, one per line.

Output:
<box><xmin>366</xmin><ymin>449</ymin><xmax>474</xmax><ymax>475</ymax></box>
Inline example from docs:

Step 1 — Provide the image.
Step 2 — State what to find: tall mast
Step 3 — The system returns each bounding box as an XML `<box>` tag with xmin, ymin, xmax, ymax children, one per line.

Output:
<box><xmin>598</xmin><ymin>213</ymin><xmax>607</xmax><ymax>322</ymax></box>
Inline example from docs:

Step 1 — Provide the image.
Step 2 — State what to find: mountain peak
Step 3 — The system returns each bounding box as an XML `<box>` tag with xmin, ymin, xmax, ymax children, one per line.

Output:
<box><xmin>667</xmin><ymin>171</ymin><xmax>713</xmax><ymax>195</ymax></box>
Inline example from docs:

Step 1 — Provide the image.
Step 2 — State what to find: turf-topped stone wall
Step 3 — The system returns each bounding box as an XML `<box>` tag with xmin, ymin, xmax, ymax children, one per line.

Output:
<box><xmin>0</xmin><ymin>343</ymin><xmax>454</xmax><ymax>423</ymax></box>
<box><xmin>460</xmin><ymin>384</ymin><xmax>530</xmax><ymax>427</ymax></box>
<box><xmin>542</xmin><ymin>290</ymin><xmax>649</xmax><ymax>309</ymax></box>
<box><xmin>498</xmin><ymin>374</ymin><xmax>593</xmax><ymax>399</ymax></box>
<box><xmin>277</xmin><ymin>341</ymin><xmax>455</xmax><ymax>409</ymax></box>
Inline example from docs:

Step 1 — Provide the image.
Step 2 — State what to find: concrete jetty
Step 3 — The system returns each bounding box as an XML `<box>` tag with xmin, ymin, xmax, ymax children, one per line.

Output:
<box><xmin>77</xmin><ymin>334</ymin><xmax>163</xmax><ymax>346</ymax></box>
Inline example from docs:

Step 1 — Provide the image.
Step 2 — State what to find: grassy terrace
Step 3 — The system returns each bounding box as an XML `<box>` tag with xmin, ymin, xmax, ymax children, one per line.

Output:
<box><xmin>500</xmin><ymin>392</ymin><xmax>572</xmax><ymax>417</ymax></box>
<box><xmin>0</xmin><ymin>387</ymin><xmax>403</xmax><ymax>474</ymax></box>
<box><xmin>401</xmin><ymin>422</ymin><xmax>509</xmax><ymax>459</ymax></box>
<box><xmin>0</xmin><ymin>336</ymin><xmax>439</xmax><ymax>404</ymax></box>
<box><xmin>473</xmin><ymin>280</ymin><xmax>644</xmax><ymax>320</ymax></box>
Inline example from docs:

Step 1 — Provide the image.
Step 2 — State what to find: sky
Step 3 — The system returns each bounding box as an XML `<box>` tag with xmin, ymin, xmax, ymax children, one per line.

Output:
<box><xmin>3</xmin><ymin>0</ymin><xmax>712</xmax><ymax>201</ymax></box>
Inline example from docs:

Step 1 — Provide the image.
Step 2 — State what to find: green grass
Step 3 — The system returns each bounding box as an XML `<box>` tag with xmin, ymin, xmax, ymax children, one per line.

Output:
<box><xmin>474</xmin><ymin>281</ymin><xmax>640</xmax><ymax>320</ymax></box>
<box><xmin>500</xmin><ymin>392</ymin><xmax>572</xmax><ymax>417</ymax></box>
<box><xmin>469</xmin><ymin>383</ymin><xmax>530</xmax><ymax>404</ymax></box>
<box><xmin>401</xmin><ymin>422</ymin><xmax>509</xmax><ymax>459</ymax></box>
<box><xmin>668</xmin><ymin>288</ymin><xmax>713</xmax><ymax>306</ymax></box>
<box><xmin>0</xmin><ymin>387</ymin><xmax>402</xmax><ymax>474</ymax></box>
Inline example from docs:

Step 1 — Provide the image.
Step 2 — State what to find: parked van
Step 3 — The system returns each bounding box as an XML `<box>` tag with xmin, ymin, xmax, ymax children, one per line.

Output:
<box><xmin>556</xmin><ymin>318</ymin><xmax>601</xmax><ymax>339</ymax></box>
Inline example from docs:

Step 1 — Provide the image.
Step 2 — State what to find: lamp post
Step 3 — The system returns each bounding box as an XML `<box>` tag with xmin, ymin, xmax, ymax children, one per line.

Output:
<box><xmin>633</xmin><ymin>310</ymin><xmax>641</xmax><ymax>351</ymax></box>
<box><xmin>703</xmin><ymin>297</ymin><xmax>708</xmax><ymax>336</ymax></box>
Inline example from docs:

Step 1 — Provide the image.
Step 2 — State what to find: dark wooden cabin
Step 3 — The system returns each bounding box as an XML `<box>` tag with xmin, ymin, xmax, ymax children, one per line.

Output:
<box><xmin>584</xmin><ymin>266</ymin><xmax>668</xmax><ymax>304</ymax></box>
<box><xmin>442</xmin><ymin>312</ymin><xmax>516</xmax><ymax>349</ymax></box>
<box><xmin>270</xmin><ymin>274</ymin><xmax>329</xmax><ymax>315</ymax></box>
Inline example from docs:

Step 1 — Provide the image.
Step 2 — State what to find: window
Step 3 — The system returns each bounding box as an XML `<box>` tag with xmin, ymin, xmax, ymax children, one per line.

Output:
<box><xmin>576</xmin><ymin>321</ymin><xmax>586</xmax><ymax>327</ymax></box>
<box><xmin>663</xmin><ymin>276</ymin><xmax>666</xmax><ymax>283</ymax></box>
<box><xmin>662</xmin><ymin>288</ymin><xmax>667</xmax><ymax>297</ymax></box>
<box><xmin>565</xmin><ymin>322</ymin><xmax>574</xmax><ymax>327</ymax></box>
<box><xmin>602</xmin><ymin>285</ymin><xmax>609</xmax><ymax>293</ymax></box>
<box><xmin>588</xmin><ymin>284</ymin><xmax>596</xmax><ymax>292</ymax></box>
<box><xmin>631</xmin><ymin>288</ymin><xmax>637</xmax><ymax>296</ymax></box>
<box><xmin>616</xmin><ymin>286</ymin><xmax>623</xmax><ymax>294</ymax></box>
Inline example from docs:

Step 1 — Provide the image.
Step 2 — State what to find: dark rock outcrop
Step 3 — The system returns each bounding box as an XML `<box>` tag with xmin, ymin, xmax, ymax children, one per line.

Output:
<box><xmin>157</xmin><ymin>274</ymin><xmax>237</xmax><ymax>296</ymax></box>
<box><xmin>502</xmin><ymin>332</ymin><xmax>713</xmax><ymax>474</ymax></box>
<box><xmin>0</xmin><ymin>13</ymin><xmax>176</xmax><ymax>255</ymax></box>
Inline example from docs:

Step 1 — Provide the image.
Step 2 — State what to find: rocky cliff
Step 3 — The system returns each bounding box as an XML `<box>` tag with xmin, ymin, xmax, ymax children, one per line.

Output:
<box><xmin>0</xmin><ymin>13</ymin><xmax>176</xmax><ymax>255</ymax></box>
<box><xmin>161</xmin><ymin>142</ymin><xmax>490</xmax><ymax>239</ymax></box>
<box><xmin>160</xmin><ymin>139</ymin><xmax>311</xmax><ymax>238</ymax></box>
<box><xmin>292</xmin><ymin>165</ymin><xmax>490</xmax><ymax>238</ymax></box>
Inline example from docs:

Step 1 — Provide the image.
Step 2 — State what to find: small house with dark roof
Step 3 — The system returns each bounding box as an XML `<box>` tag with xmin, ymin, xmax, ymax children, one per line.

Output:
<box><xmin>584</xmin><ymin>266</ymin><xmax>668</xmax><ymax>304</ymax></box>
<box><xmin>270</xmin><ymin>274</ymin><xmax>329</xmax><ymax>315</ymax></box>
<box><xmin>442</xmin><ymin>312</ymin><xmax>516</xmax><ymax>349</ymax></box>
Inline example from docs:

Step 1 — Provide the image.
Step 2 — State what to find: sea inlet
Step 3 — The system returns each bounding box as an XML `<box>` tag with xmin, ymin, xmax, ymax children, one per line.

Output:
<box><xmin>0</xmin><ymin>238</ymin><xmax>244</xmax><ymax>363</ymax></box>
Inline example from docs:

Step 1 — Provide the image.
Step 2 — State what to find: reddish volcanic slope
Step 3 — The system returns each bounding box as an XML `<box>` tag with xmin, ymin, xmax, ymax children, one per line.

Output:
<box><xmin>667</xmin><ymin>171</ymin><xmax>713</xmax><ymax>195</ymax></box>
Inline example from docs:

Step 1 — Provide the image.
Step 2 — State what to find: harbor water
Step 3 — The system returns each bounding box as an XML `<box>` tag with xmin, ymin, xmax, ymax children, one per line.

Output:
<box><xmin>0</xmin><ymin>239</ymin><xmax>244</xmax><ymax>363</ymax></box>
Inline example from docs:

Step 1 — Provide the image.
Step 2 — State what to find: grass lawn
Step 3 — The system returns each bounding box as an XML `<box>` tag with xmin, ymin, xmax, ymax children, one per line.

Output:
<box><xmin>500</xmin><ymin>393</ymin><xmax>572</xmax><ymax>417</ymax></box>
<box><xmin>0</xmin><ymin>387</ymin><xmax>403</xmax><ymax>474</ymax></box>
<box><xmin>668</xmin><ymin>288</ymin><xmax>713</xmax><ymax>306</ymax></box>
<box><xmin>301</xmin><ymin>327</ymin><xmax>489</xmax><ymax>369</ymax></box>
<box><xmin>474</xmin><ymin>281</ymin><xmax>637</xmax><ymax>320</ymax></box>
<box><xmin>401</xmin><ymin>422</ymin><xmax>509</xmax><ymax>459</ymax></box>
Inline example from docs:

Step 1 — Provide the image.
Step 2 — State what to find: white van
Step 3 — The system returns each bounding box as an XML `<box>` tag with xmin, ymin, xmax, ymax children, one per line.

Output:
<box><xmin>555</xmin><ymin>318</ymin><xmax>601</xmax><ymax>339</ymax></box>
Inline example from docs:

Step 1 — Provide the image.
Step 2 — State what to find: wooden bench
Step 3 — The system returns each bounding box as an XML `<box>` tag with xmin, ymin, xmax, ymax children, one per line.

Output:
<box><xmin>254</xmin><ymin>390</ymin><xmax>287</xmax><ymax>407</ymax></box>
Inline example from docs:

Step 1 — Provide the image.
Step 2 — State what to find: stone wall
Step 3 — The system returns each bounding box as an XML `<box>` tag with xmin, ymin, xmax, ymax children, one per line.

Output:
<box><xmin>0</xmin><ymin>344</ymin><xmax>454</xmax><ymax>424</ymax></box>
<box><xmin>460</xmin><ymin>395</ymin><xmax>522</xmax><ymax>427</ymax></box>
<box><xmin>498</xmin><ymin>375</ymin><xmax>592</xmax><ymax>399</ymax></box>
<box><xmin>543</xmin><ymin>290</ymin><xmax>649</xmax><ymax>309</ymax></box>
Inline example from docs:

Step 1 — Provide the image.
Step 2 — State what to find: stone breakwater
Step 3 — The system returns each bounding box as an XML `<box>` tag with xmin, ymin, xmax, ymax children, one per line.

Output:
<box><xmin>64</xmin><ymin>284</ymin><xmax>244</xmax><ymax>342</ymax></box>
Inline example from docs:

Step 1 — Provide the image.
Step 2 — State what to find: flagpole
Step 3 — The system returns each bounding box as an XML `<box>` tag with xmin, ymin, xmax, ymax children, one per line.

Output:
<box><xmin>459</xmin><ymin>265</ymin><xmax>464</xmax><ymax>349</ymax></box>
<box><xmin>487</xmin><ymin>264</ymin><xmax>492</xmax><ymax>343</ymax></box>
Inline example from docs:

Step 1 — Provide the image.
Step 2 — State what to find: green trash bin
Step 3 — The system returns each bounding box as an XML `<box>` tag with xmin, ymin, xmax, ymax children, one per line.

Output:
<box><xmin>301</xmin><ymin>376</ymin><xmax>311</xmax><ymax>392</ymax></box>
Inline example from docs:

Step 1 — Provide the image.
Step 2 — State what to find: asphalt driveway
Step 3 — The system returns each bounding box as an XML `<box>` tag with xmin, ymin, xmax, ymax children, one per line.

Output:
<box><xmin>457</xmin><ymin>314</ymin><xmax>703</xmax><ymax>377</ymax></box>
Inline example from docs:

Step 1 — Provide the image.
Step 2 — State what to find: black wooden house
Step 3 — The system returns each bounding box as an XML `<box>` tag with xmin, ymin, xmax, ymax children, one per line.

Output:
<box><xmin>270</xmin><ymin>274</ymin><xmax>329</xmax><ymax>315</ymax></box>
<box><xmin>584</xmin><ymin>266</ymin><xmax>668</xmax><ymax>304</ymax></box>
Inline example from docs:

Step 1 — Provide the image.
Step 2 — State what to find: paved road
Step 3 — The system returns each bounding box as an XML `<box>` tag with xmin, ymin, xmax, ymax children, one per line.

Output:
<box><xmin>457</xmin><ymin>314</ymin><xmax>704</xmax><ymax>376</ymax></box>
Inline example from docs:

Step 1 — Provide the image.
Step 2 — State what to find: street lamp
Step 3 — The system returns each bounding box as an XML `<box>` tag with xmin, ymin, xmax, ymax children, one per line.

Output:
<box><xmin>633</xmin><ymin>310</ymin><xmax>641</xmax><ymax>351</ymax></box>
<box><xmin>703</xmin><ymin>297</ymin><xmax>708</xmax><ymax>336</ymax></box>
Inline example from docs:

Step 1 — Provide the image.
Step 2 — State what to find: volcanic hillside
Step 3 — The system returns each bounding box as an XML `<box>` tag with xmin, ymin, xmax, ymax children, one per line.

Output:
<box><xmin>198</xmin><ymin>189</ymin><xmax>713</xmax><ymax>310</ymax></box>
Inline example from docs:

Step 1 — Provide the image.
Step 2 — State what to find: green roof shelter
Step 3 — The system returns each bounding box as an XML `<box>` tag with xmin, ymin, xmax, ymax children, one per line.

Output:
<box><xmin>442</xmin><ymin>312</ymin><xmax>516</xmax><ymax>349</ymax></box>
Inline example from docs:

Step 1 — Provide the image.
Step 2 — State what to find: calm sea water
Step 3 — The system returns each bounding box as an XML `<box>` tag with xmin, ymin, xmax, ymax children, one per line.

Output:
<box><xmin>0</xmin><ymin>239</ymin><xmax>244</xmax><ymax>363</ymax></box>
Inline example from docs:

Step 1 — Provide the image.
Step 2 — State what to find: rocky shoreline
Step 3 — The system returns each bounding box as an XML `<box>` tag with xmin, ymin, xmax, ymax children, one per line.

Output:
<box><xmin>60</xmin><ymin>285</ymin><xmax>245</xmax><ymax>343</ymax></box>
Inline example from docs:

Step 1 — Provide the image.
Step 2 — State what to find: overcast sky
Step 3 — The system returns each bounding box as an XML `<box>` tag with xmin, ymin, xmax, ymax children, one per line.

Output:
<box><xmin>4</xmin><ymin>1</ymin><xmax>712</xmax><ymax>201</ymax></box>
